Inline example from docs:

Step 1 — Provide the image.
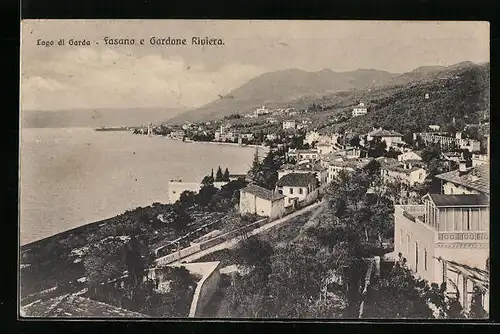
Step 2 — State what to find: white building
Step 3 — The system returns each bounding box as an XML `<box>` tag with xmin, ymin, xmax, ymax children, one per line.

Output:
<box><xmin>316</xmin><ymin>142</ymin><xmax>335</xmax><ymax>155</ymax></box>
<box><xmin>366</xmin><ymin>128</ymin><xmax>404</xmax><ymax>149</ymax></box>
<box><xmin>414</xmin><ymin>132</ymin><xmax>481</xmax><ymax>152</ymax></box>
<box><xmin>352</xmin><ymin>102</ymin><xmax>368</xmax><ymax>117</ymax></box>
<box><xmin>266</xmin><ymin>133</ymin><xmax>278</xmax><ymax>141</ymax></box>
<box><xmin>397</xmin><ymin>151</ymin><xmax>423</xmax><ymax>162</ymax></box>
<box><xmin>275</xmin><ymin>173</ymin><xmax>319</xmax><ymax>208</ymax></box>
<box><xmin>295</xmin><ymin>149</ymin><xmax>320</xmax><ymax>162</ymax></box>
<box><xmin>394</xmin><ymin>193</ymin><xmax>489</xmax><ymax>313</ymax></box>
<box><xmin>377</xmin><ymin>157</ymin><xmax>427</xmax><ymax>186</ymax></box>
<box><xmin>428</xmin><ymin>125</ymin><xmax>440</xmax><ymax>131</ymax></box>
<box><xmin>326</xmin><ymin>159</ymin><xmax>372</xmax><ymax>182</ymax></box>
<box><xmin>239</xmin><ymin>184</ymin><xmax>286</xmax><ymax>220</ymax></box>
<box><xmin>278</xmin><ymin>162</ymin><xmax>328</xmax><ymax>186</ymax></box>
<box><xmin>253</xmin><ymin>106</ymin><xmax>270</xmax><ymax>117</ymax></box>
<box><xmin>283</xmin><ymin>120</ymin><xmax>296</xmax><ymax>130</ymax></box>
<box><xmin>471</xmin><ymin>154</ymin><xmax>488</xmax><ymax>167</ymax></box>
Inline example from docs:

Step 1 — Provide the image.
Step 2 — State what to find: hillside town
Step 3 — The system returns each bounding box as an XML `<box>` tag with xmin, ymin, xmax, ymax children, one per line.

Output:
<box><xmin>21</xmin><ymin>98</ymin><xmax>490</xmax><ymax>319</ymax></box>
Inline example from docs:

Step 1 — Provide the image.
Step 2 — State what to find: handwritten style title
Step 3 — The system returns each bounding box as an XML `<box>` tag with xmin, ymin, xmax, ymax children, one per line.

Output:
<box><xmin>36</xmin><ymin>36</ymin><xmax>225</xmax><ymax>47</ymax></box>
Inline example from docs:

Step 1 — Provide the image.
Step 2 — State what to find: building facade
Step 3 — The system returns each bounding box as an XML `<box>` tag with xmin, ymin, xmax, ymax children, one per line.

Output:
<box><xmin>436</xmin><ymin>164</ymin><xmax>489</xmax><ymax>196</ymax></box>
<box><xmin>366</xmin><ymin>128</ymin><xmax>404</xmax><ymax>149</ymax></box>
<box><xmin>239</xmin><ymin>184</ymin><xmax>286</xmax><ymax>220</ymax></box>
<box><xmin>352</xmin><ymin>102</ymin><xmax>368</xmax><ymax>117</ymax></box>
<box><xmin>394</xmin><ymin>193</ymin><xmax>489</xmax><ymax>312</ymax></box>
<box><xmin>275</xmin><ymin>173</ymin><xmax>319</xmax><ymax>208</ymax></box>
<box><xmin>414</xmin><ymin>132</ymin><xmax>481</xmax><ymax>152</ymax></box>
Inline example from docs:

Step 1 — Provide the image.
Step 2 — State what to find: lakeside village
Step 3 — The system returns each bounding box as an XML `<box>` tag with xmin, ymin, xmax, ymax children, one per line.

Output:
<box><xmin>22</xmin><ymin>102</ymin><xmax>490</xmax><ymax>319</ymax></box>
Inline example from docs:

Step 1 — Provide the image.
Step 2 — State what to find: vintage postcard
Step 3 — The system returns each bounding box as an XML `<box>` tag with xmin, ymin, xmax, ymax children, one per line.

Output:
<box><xmin>19</xmin><ymin>20</ymin><xmax>490</xmax><ymax>319</ymax></box>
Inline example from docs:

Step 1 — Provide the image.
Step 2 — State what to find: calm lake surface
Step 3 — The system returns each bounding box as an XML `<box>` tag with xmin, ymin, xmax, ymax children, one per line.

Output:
<box><xmin>20</xmin><ymin>128</ymin><xmax>259</xmax><ymax>245</ymax></box>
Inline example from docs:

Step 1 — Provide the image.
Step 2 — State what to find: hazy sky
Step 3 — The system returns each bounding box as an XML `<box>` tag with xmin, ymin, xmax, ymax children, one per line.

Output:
<box><xmin>21</xmin><ymin>20</ymin><xmax>489</xmax><ymax>111</ymax></box>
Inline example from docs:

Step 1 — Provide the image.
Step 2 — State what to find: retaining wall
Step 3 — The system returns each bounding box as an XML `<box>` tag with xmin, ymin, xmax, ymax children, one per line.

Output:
<box><xmin>155</xmin><ymin>218</ymin><xmax>268</xmax><ymax>265</ymax></box>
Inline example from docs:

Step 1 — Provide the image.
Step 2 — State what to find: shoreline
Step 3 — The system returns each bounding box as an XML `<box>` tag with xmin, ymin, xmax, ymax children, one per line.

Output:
<box><xmin>20</xmin><ymin>129</ymin><xmax>260</xmax><ymax>248</ymax></box>
<box><xmin>132</xmin><ymin>133</ymin><xmax>270</xmax><ymax>151</ymax></box>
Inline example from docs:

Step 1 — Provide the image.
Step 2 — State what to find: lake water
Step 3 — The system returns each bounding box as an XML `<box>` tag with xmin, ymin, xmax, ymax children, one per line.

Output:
<box><xmin>20</xmin><ymin>128</ymin><xmax>259</xmax><ymax>245</ymax></box>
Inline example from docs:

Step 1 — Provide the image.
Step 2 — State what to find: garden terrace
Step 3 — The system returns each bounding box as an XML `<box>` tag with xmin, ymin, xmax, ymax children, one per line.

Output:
<box><xmin>19</xmin><ymin>202</ymin><xmax>232</xmax><ymax>299</ymax></box>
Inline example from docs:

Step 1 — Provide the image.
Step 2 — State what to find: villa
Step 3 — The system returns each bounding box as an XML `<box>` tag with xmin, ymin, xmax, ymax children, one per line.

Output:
<box><xmin>239</xmin><ymin>184</ymin><xmax>286</xmax><ymax>220</ymax></box>
<box><xmin>394</xmin><ymin>193</ymin><xmax>489</xmax><ymax>313</ymax></box>
<box><xmin>275</xmin><ymin>172</ymin><xmax>319</xmax><ymax>208</ymax></box>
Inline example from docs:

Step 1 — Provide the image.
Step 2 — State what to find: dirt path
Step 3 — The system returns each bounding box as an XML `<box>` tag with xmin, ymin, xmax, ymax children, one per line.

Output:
<box><xmin>291</xmin><ymin>199</ymin><xmax>328</xmax><ymax>242</ymax></box>
<box><xmin>172</xmin><ymin>201</ymin><xmax>322</xmax><ymax>264</ymax></box>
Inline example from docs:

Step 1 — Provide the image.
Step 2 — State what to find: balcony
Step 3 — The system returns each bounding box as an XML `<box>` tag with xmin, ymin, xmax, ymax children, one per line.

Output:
<box><xmin>437</xmin><ymin>231</ymin><xmax>489</xmax><ymax>242</ymax></box>
<box><xmin>397</xmin><ymin>205</ymin><xmax>489</xmax><ymax>246</ymax></box>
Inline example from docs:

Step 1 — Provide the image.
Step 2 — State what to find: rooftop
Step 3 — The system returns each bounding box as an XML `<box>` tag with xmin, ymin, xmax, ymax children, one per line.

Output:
<box><xmin>281</xmin><ymin>162</ymin><xmax>326</xmax><ymax>172</ymax></box>
<box><xmin>22</xmin><ymin>294</ymin><xmax>149</xmax><ymax>318</ymax></box>
<box><xmin>240</xmin><ymin>184</ymin><xmax>286</xmax><ymax>201</ymax></box>
<box><xmin>368</xmin><ymin>128</ymin><xmax>403</xmax><ymax>137</ymax></box>
<box><xmin>276</xmin><ymin>173</ymin><xmax>317</xmax><ymax>187</ymax></box>
<box><xmin>328</xmin><ymin>159</ymin><xmax>371</xmax><ymax>169</ymax></box>
<box><xmin>425</xmin><ymin>194</ymin><xmax>489</xmax><ymax>207</ymax></box>
<box><xmin>383</xmin><ymin>164</ymin><xmax>425</xmax><ymax>175</ymax></box>
<box><xmin>435</xmin><ymin>164</ymin><xmax>489</xmax><ymax>195</ymax></box>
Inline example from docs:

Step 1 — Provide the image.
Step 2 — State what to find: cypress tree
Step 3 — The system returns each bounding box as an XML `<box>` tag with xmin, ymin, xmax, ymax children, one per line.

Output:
<box><xmin>216</xmin><ymin>166</ymin><xmax>223</xmax><ymax>182</ymax></box>
<box><xmin>223</xmin><ymin>167</ymin><xmax>230</xmax><ymax>181</ymax></box>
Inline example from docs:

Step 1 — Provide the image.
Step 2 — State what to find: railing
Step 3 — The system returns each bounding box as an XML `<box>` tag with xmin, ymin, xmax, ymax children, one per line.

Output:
<box><xmin>437</xmin><ymin>231</ymin><xmax>489</xmax><ymax>242</ymax></box>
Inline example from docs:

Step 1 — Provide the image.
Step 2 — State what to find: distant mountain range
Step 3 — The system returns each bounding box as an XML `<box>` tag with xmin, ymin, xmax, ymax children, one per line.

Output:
<box><xmin>170</xmin><ymin>68</ymin><xmax>399</xmax><ymax>122</ymax></box>
<box><xmin>170</xmin><ymin>61</ymin><xmax>483</xmax><ymax>123</ymax></box>
<box><xmin>22</xmin><ymin>61</ymin><xmax>486</xmax><ymax>128</ymax></box>
<box><xmin>21</xmin><ymin>108</ymin><xmax>186</xmax><ymax>128</ymax></box>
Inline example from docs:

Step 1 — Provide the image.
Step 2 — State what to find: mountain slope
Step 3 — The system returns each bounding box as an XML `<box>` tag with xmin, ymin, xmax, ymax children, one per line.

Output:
<box><xmin>170</xmin><ymin>68</ymin><xmax>398</xmax><ymax>122</ymax></box>
<box><xmin>292</xmin><ymin>62</ymin><xmax>490</xmax><ymax>135</ymax></box>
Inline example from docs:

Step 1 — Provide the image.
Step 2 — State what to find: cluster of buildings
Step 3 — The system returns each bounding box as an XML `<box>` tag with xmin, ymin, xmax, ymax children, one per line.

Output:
<box><xmin>214</xmin><ymin>125</ymin><xmax>254</xmax><ymax>143</ymax></box>
<box><xmin>414</xmin><ymin>131</ymin><xmax>481</xmax><ymax>152</ymax></box>
<box><xmin>243</xmin><ymin>106</ymin><xmax>299</xmax><ymax>119</ymax></box>
<box><xmin>282</xmin><ymin>119</ymin><xmax>312</xmax><ymax>130</ymax></box>
<box><xmin>236</xmin><ymin>124</ymin><xmax>490</xmax><ymax>314</ymax></box>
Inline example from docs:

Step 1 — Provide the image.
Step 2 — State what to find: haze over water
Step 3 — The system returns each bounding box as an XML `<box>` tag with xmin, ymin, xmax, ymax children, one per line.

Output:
<box><xmin>20</xmin><ymin>128</ymin><xmax>257</xmax><ymax>245</ymax></box>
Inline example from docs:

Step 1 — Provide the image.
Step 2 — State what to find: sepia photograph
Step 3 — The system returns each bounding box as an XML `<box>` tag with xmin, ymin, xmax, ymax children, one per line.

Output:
<box><xmin>19</xmin><ymin>20</ymin><xmax>490</xmax><ymax>319</ymax></box>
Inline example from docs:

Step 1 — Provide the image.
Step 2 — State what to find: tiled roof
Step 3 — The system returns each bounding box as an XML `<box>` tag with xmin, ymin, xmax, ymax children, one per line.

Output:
<box><xmin>240</xmin><ymin>184</ymin><xmax>285</xmax><ymax>201</ymax></box>
<box><xmin>296</xmin><ymin>149</ymin><xmax>318</xmax><ymax>154</ymax></box>
<box><xmin>368</xmin><ymin>128</ymin><xmax>403</xmax><ymax>137</ymax></box>
<box><xmin>23</xmin><ymin>294</ymin><xmax>149</xmax><ymax>318</ymax></box>
<box><xmin>276</xmin><ymin>173</ymin><xmax>317</xmax><ymax>187</ymax></box>
<box><xmin>426</xmin><ymin>194</ymin><xmax>489</xmax><ymax>207</ymax></box>
<box><xmin>435</xmin><ymin>164</ymin><xmax>489</xmax><ymax>195</ymax></box>
<box><xmin>281</xmin><ymin>162</ymin><xmax>326</xmax><ymax>172</ymax></box>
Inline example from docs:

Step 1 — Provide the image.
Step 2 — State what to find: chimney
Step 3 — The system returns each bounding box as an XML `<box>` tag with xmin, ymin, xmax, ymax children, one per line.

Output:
<box><xmin>458</xmin><ymin>159</ymin><xmax>467</xmax><ymax>175</ymax></box>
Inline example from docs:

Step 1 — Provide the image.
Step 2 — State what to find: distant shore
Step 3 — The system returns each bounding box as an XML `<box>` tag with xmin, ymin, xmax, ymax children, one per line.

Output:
<box><xmin>132</xmin><ymin>132</ymin><xmax>269</xmax><ymax>151</ymax></box>
<box><xmin>184</xmin><ymin>140</ymin><xmax>269</xmax><ymax>151</ymax></box>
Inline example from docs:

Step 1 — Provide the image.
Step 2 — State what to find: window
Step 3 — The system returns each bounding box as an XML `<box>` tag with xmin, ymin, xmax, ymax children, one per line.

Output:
<box><xmin>407</xmin><ymin>235</ymin><xmax>411</xmax><ymax>254</ymax></box>
<box><xmin>400</xmin><ymin>229</ymin><xmax>403</xmax><ymax>248</ymax></box>
<box><xmin>278</xmin><ymin>189</ymin><xmax>283</xmax><ymax>194</ymax></box>
<box><xmin>289</xmin><ymin>188</ymin><xmax>294</xmax><ymax>195</ymax></box>
<box><xmin>299</xmin><ymin>188</ymin><xmax>303</xmax><ymax>194</ymax></box>
<box><xmin>415</xmin><ymin>242</ymin><xmax>419</xmax><ymax>273</ymax></box>
<box><xmin>424</xmin><ymin>249</ymin><xmax>427</xmax><ymax>271</ymax></box>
